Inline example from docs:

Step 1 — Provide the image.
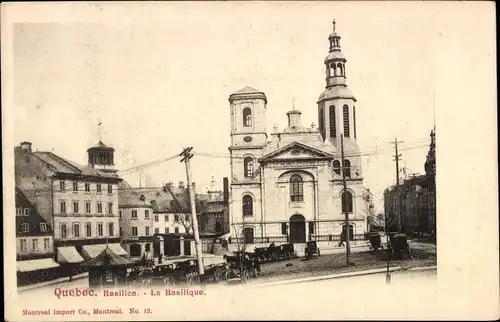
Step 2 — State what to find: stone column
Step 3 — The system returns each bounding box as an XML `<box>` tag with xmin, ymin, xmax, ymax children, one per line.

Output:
<box><xmin>179</xmin><ymin>237</ymin><xmax>184</xmax><ymax>256</ymax></box>
<box><xmin>158</xmin><ymin>236</ymin><xmax>164</xmax><ymax>255</ymax></box>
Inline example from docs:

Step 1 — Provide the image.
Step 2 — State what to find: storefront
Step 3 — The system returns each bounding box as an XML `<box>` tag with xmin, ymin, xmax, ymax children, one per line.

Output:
<box><xmin>16</xmin><ymin>257</ymin><xmax>60</xmax><ymax>286</ymax></box>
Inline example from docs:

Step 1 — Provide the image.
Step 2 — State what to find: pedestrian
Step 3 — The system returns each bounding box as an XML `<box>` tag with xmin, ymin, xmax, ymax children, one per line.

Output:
<box><xmin>338</xmin><ymin>230</ymin><xmax>345</xmax><ymax>247</ymax></box>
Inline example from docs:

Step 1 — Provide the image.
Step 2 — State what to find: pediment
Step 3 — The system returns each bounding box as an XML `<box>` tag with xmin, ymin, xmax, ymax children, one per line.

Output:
<box><xmin>260</xmin><ymin>142</ymin><xmax>334</xmax><ymax>162</ymax></box>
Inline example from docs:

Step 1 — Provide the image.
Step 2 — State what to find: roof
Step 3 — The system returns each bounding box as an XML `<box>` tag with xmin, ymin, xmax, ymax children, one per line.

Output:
<box><xmin>32</xmin><ymin>151</ymin><xmax>120</xmax><ymax>179</ymax></box>
<box><xmin>229</xmin><ymin>86</ymin><xmax>268</xmax><ymax>103</ymax></box>
<box><xmin>318</xmin><ymin>86</ymin><xmax>356</xmax><ymax>102</ymax></box>
<box><xmin>260</xmin><ymin>141</ymin><xmax>335</xmax><ymax>162</ymax></box>
<box><xmin>88</xmin><ymin>140</ymin><xmax>114</xmax><ymax>151</ymax></box>
<box><xmin>118</xmin><ymin>181</ymin><xmax>153</xmax><ymax>208</ymax></box>
<box><xmin>324</xmin><ymin>50</ymin><xmax>346</xmax><ymax>63</ymax></box>
<box><xmin>81</xmin><ymin>246</ymin><xmax>134</xmax><ymax>267</ymax></box>
<box><xmin>15</xmin><ymin>187</ymin><xmax>53</xmax><ymax>236</ymax></box>
<box><xmin>231</xmin><ymin>86</ymin><xmax>262</xmax><ymax>95</ymax></box>
<box><xmin>121</xmin><ymin>185</ymin><xmax>209</xmax><ymax>213</ymax></box>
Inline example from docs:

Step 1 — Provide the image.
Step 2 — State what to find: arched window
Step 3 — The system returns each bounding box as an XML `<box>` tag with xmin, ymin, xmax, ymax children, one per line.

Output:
<box><xmin>290</xmin><ymin>174</ymin><xmax>304</xmax><ymax>202</ymax></box>
<box><xmin>333</xmin><ymin>160</ymin><xmax>341</xmax><ymax>175</ymax></box>
<box><xmin>319</xmin><ymin>107</ymin><xmax>325</xmax><ymax>138</ymax></box>
<box><xmin>341</xmin><ymin>190</ymin><xmax>353</xmax><ymax>213</ymax></box>
<box><xmin>343</xmin><ymin>159</ymin><xmax>351</xmax><ymax>178</ymax></box>
<box><xmin>343</xmin><ymin>105</ymin><xmax>350</xmax><ymax>137</ymax></box>
<box><xmin>337</xmin><ymin>63</ymin><xmax>343</xmax><ymax>77</ymax></box>
<box><xmin>353</xmin><ymin>106</ymin><xmax>357</xmax><ymax>139</ymax></box>
<box><xmin>242</xmin><ymin>195</ymin><xmax>253</xmax><ymax>216</ymax></box>
<box><xmin>244</xmin><ymin>157</ymin><xmax>254</xmax><ymax>178</ymax></box>
<box><xmin>243</xmin><ymin>108</ymin><xmax>252</xmax><ymax>127</ymax></box>
<box><xmin>331</xmin><ymin>64</ymin><xmax>336</xmax><ymax>76</ymax></box>
<box><xmin>329</xmin><ymin>105</ymin><xmax>336</xmax><ymax>138</ymax></box>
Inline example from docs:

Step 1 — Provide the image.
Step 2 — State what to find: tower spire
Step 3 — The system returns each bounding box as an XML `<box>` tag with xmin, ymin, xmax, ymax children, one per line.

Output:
<box><xmin>97</xmin><ymin>118</ymin><xmax>103</xmax><ymax>142</ymax></box>
<box><xmin>332</xmin><ymin>19</ymin><xmax>336</xmax><ymax>32</ymax></box>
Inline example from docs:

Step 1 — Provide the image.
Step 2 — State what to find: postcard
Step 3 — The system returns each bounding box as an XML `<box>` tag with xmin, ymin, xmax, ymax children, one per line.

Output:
<box><xmin>2</xmin><ymin>1</ymin><xmax>498</xmax><ymax>321</ymax></box>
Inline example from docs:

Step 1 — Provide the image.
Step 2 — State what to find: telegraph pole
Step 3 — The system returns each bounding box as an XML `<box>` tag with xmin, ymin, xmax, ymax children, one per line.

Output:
<box><xmin>384</xmin><ymin>211</ymin><xmax>391</xmax><ymax>284</ymax></box>
<box><xmin>390</xmin><ymin>138</ymin><xmax>404</xmax><ymax>232</ymax></box>
<box><xmin>340</xmin><ymin>134</ymin><xmax>352</xmax><ymax>265</ymax></box>
<box><xmin>180</xmin><ymin>147</ymin><xmax>205</xmax><ymax>284</ymax></box>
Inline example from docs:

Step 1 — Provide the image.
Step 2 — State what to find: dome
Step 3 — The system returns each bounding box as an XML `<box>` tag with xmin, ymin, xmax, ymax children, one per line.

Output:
<box><xmin>324</xmin><ymin>51</ymin><xmax>346</xmax><ymax>63</ymax></box>
<box><xmin>329</xmin><ymin>31</ymin><xmax>341</xmax><ymax>39</ymax></box>
<box><xmin>87</xmin><ymin>140</ymin><xmax>114</xmax><ymax>152</ymax></box>
<box><xmin>317</xmin><ymin>86</ymin><xmax>356</xmax><ymax>102</ymax></box>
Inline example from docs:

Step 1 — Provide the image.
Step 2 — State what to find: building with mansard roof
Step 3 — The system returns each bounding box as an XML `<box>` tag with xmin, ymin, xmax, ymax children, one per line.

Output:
<box><xmin>228</xmin><ymin>20</ymin><xmax>369</xmax><ymax>245</ymax></box>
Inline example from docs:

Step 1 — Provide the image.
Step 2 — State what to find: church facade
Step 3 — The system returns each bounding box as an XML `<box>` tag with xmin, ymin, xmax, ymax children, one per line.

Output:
<box><xmin>228</xmin><ymin>20</ymin><xmax>368</xmax><ymax>244</ymax></box>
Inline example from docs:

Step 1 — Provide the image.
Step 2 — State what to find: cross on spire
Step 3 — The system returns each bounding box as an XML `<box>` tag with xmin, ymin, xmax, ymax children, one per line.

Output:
<box><xmin>292</xmin><ymin>97</ymin><xmax>296</xmax><ymax>110</ymax></box>
<box><xmin>332</xmin><ymin>19</ymin><xmax>336</xmax><ymax>32</ymax></box>
<box><xmin>97</xmin><ymin>118</ymin><xmax>103</xmax><ymax>141</ymax></box>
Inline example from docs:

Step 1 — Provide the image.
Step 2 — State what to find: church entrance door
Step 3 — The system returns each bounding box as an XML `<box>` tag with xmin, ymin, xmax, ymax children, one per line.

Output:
<box><xmin>289</xmin><ymin>214</ymin><xmax>306</xmax><ymax>243</ymax></box>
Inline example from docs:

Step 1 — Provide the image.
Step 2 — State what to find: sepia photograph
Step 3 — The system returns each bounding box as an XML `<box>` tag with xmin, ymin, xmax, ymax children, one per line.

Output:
<box><xmin>2</xmin><ymin>1</ymin><xmax>498</xmax><ymax>321</ymax></box>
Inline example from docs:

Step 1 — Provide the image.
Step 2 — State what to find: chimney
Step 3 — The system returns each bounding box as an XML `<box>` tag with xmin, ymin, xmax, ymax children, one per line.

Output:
<box><xmin>178</xmin><ymin>181</ymin><xmax>184</xmax><ymax>189</ymax></box>
<box><xmin>286</xmin><ymin>110</ymin><xmax>302</xmax><ymax>128</ymax></box>
<box><xmin>223</xmin><ymin>177</ymin><xmax>229</xmax><ymax>203</ymax></box>
<box><xmin>20</xmin><ymin>141</ymin><xmax>32</xmax><ymax>152</ymax></box>
<box><xmin>163</xmin><ymin>181</ymin><xmax>174</xmax><ymax>192</ymax></box>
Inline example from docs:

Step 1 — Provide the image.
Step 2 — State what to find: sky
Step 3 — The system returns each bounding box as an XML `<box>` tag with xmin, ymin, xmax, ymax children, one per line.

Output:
<box><xmin>7</xmin><ymin>1</ymin><xmax>493</xmax><ymax>212</ymax></box>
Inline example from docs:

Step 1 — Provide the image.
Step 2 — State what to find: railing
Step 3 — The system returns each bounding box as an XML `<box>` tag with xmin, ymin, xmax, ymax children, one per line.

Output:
<box><xmin>312</xmin><ymin>234</ymin><xmax>367</xmax><ymax>242</ymax></box>
<box><xmin>229</xmin><ymin>234</ymin><xmax>367</xmax><ymax>245</ymax></box>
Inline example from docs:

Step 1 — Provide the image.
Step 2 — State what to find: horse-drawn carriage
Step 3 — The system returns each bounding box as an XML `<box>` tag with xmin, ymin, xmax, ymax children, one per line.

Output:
<box><xmin>304</xmin><ymin>241</ymin><xmax>321</xmax><ymax>260</ymax></box>
<box><xmin>369</xmin><ymin>231</ymin><xmax>383</xmax><ymax>251</ymax></box>
<box><xmin>253</xmin><ymin>243</ymin><xmax>297</xmax><ymax>263</ymax></box>
<box><xmin>388</xmin><ymin>233</ymin><xmax>412</xmax><ymax>260</ymax></box>
<box><xmin>127</xmin><ymin>257</ymin><xmax>231</xmax><ymax>287</ymax></box>
<box><xmin>224</xmin><ymin>252</ymin><xmax>260</xmax><ymax>283</ymax></box>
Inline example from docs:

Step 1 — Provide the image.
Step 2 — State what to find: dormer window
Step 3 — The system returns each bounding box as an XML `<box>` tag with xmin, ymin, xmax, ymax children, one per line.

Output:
<box><xmin>243</xmin><ymin>108</ymin><xmax>252</xmax><ymax>127</ymax></box>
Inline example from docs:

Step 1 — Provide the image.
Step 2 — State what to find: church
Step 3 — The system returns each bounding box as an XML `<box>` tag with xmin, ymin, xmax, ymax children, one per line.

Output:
<box><xmin>228</xmin><ymin>20</ymin><xmax>368</xmax><ymax>245</ymax></box>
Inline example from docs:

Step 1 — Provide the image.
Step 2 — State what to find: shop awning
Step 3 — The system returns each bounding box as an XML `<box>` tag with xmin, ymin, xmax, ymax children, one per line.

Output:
<box><xmin>82</xmin><ymin>244</ymin><xmax>107</xmax><ymax>259</ymax></box>
<box><xmin>107</xmin><ymin>243</ymin><xmax>128</xmax><ymax>256</ymax></box>
<box><xmin>57</xmin><ymin>246</ymin><xmax>84</xmax><ymax>264</ymax></box>
<box><xmin>30</xmin><ymin>258</ymin><xmax>60</xmax><ymax>270</ymax></box>
<box><xmin>17</xmin><ymin>260</ymin><xmax>37</xmax><ymax>273</ymax></box>
<box><xmin>17</xmin><ymin>258</ymin><xmax>59</xmax><ymax>272</ymax></box>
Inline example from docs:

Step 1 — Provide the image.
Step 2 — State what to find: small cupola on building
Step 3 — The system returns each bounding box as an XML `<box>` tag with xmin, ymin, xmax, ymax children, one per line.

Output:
<box><xmin>87</xmin><ymin>120</ymin><xmax>117</xmax><ymax>173</ymax></box>
<box><xmin>324</xmin><ymin>19</ymin><xmax>348</xmax><ymax>87</ymax></box>
<box><xmin>287</xmin><ymin>109</ymin><xmax>302</xmax><ymax>129</ymax></box>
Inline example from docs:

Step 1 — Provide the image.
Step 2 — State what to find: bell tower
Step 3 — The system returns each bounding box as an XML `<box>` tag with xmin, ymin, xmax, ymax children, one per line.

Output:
<box><xmin>317</xmin><ymin>19</ymin><xmax>362</xmax><ymax>179</ymax></box>
<box><xmin>317</xmin><ymin>19</ymin><xmax>358</xmax><ymax>147</ymax></box>
<box><xmin>229</xmin><ymin>86</ymin><xmax>268</xmax><ymax>148</ymax></box>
